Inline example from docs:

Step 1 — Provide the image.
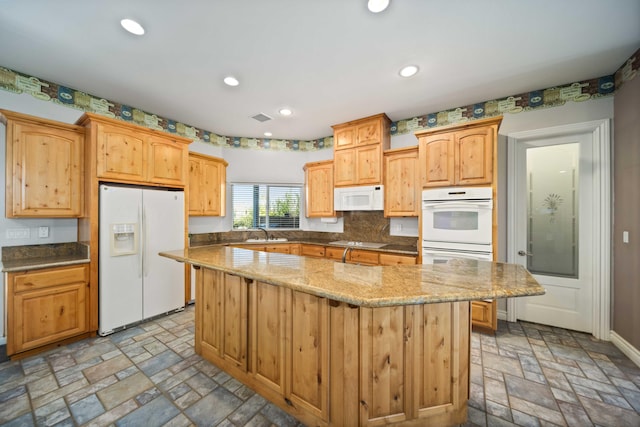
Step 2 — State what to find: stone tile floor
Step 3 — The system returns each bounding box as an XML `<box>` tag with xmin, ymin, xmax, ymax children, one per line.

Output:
<box><xmin>0</xmin><ymin>305</ymin><xmax>639</xmax><ymax>426</ymax></box>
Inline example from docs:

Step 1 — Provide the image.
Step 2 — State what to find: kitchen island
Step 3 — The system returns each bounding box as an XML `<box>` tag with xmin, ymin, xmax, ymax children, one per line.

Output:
<box><xmin>160</xmin><ymin>246</ymin><xmax>544</xmax><ymax>427</ymax></box>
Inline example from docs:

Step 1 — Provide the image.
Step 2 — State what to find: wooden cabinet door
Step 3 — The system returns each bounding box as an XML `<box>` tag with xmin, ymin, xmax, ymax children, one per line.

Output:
<box><xmin>360</xmin><ymin>306</ymin><xmax>410</xmax><ymax>425</ymax></box>
<box><xmin>201</xmin><ymin>159</ymin><xmax>225</xmax><ymax>215</ymax></box>
<box><xmin>412</xmin><ymin>302</ymin><xmax>469</xmax><ymax>425</ymax></box>
<box><xmin>96</xmin><ymin>123</ymin><xmax>146</xmax><ymax>181</ymax></box>
<box><xmin>188</xmin><ymin>157</ymin><xmax>203</xmax><ymax>214</ymax></box>
<box><xmin>455</xmin><ymin>126</ymin><xmax>493</xmax><ymax>185</ymax></box>
<box><xmin>384</xmin><ymin>147</ymin><xmax>419</xmax><ymax>217</ymax></box>
<box><xmin>419</xmin><ymin>134</ymin><xmax>455</xmax><ymax>188</ymax></box>
<box><xmin>334</xmin><ymin>127</ymin><xmax>356</xmax><ymax>150</ymax></box>
<box><xmin>355</xmin><ymin>144</ymin><xmax>382</xmax><ymax>184</ymax></box>
<box><xmin>147</xmin><ymin>135</ymin><xmax>186</xmax><ymax>185</ymax></box>
<box><xmin>471</xmin><ymin>300</ymin><xmax>497</xmax><ymax>331</ymax></box>
<box><xmin>333</xmin><ymin>148</ymin><xmax>356</xmax><ymax>186</ymax></box>
<box><xmin>251</xmin><ymin>282</ymin><xmax>287</xmax><ymax>394</ymax></box>
<box><xmin>222</xmin><ymin>274</ymin><xmax>249</xmax><ymax>372</ymax></box>
<box><xmin>8</xmin><ymin>265</ymin><xmax>89</xmax><ymax>355</ymax></box>
<box><xmin>197</xmin><ymin>268</ymin><xmax>223</xmax><ymax>357</ymax></box>
<box><xmin>356</xmin><ymin>119</ymin><xmax>382</xmax><ymax>146</ymax></box>
<box><xmin>304</xmin><ymin>160</ymin><xmax>334</xmax><ymax>217</ymax></box>
<box><xmin>287</xmin><ymin>291</ymin><xmax>329</xmax><ymax>421</ymax></box>
<box><xmin>189</xmin><ymin>153</ymin><xmax>227</xmax><ymax>216</ymax></box>
<box><xmin>6</xmin><ymin>120</ymin><xmax>83</xmax><ymax>217</ymax></box>
<box><xmin>12</xmin><ymin>282</ymin><xmax>87</xmax><ymax>354</ymax></box>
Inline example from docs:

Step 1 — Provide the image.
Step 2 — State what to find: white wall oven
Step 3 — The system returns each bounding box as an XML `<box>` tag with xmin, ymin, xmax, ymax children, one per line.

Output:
<box><xmin>422</xmin><ymin>187</ymin><xmax>493</xmax><ymax>264</ymax></box>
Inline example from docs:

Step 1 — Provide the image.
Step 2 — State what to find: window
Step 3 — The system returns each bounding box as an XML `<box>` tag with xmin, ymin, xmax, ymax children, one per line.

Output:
<box><xmin>232</xmin><ymin>184</ymin><xmax>301</xmax><ymax>230</ymax></box>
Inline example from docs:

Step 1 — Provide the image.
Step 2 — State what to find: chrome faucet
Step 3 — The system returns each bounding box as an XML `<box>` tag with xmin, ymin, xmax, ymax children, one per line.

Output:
<box><xmin>342</xmin><ymin>246</ymin><xmax>353</xmax><ymax>263</ymax></box>
<box><xmin>256</xmin><ymin>227</ymin><xmax>269</xmax><ymax>241</ymax></box>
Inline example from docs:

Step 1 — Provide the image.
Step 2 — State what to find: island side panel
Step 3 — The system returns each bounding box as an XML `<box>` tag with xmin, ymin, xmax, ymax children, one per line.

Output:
<box><xmin>250</xmin><ymin>280</ymin><xmax>287</xmax><ymax>396</ymax></box>
<box><xmin>359</xmin><ymin>305</ymin><xmax>410</xmax><ymax>425</ymax></box>
<box><xmin>288</xmin><ymin>290</ymin><xmax>330</xmax><ymax>422</ymax></box>
<box><xmin>329</xmin><ymin>301</ymin><xmax>360</xmax><ymax>426</ymax></box>
<box><xmin>193</xmin><ymin>266</ymin><xmax>471</xmax><ymax>427</ymax></box>
<box><xmin>413</xmin><ymin>301</ymin><xmax>469</xmax><ymax>425</ymax></box>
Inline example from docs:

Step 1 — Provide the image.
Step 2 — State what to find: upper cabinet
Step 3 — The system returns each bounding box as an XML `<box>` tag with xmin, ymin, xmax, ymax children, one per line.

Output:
<box><xmin>383</xmin><ymin>146</ymin><xmax>420</xmax><ymax>217</ymax></box>
<box><xmin>332</xmin><ymin>113</ymin><xmax>390</xmax><ymax>187</ymax></box>
<box><xmin>416</xmin><ymin>116</ymin><xmax>502</xmax><ymax>188</ymax></box>
<box><xmin>77</xmin><ymin>113</ymin><xmax>192</xmax><ymax>187</ymax></box>
<box><xmin>1</xmin><ymin>109</ymin><xmax>84</xmax><ymax>218</ymax></box>
<box><xmin>304</xmin><ymin>160</ymin><xmax>334</xmax><ymax>218</ymax></box>
<box><xmin>188</xmin><ymin>152</ymin><xmax>227</xmax><ymax>216</ymax></box>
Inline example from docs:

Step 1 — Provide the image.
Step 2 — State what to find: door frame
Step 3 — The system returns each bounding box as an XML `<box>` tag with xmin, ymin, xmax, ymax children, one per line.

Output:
<box><xmin>506</xmin><ymin>119</ymin><xmax>611</xmax><ymax>340</ymax></box>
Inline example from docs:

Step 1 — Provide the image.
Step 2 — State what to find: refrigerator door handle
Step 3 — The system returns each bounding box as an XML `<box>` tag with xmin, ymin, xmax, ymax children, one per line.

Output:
<box><xmin>138</xmin><ymin>206</ymin><xmax>143</xmax><ymax>278</ymax></box>
<box><xmin>143</xmin><ymin>204</ymin><xmax>148</xmax><ymax>277</ymax></box>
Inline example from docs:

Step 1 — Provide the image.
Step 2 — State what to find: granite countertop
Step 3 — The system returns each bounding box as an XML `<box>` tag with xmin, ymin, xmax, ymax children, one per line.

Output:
<box><xmin>1</xmin><ymin>243</ymin><xmax>90</xmax><ymax>272</ymax></box>
<box><xmin>160</xmin><ymin>246</ymin><xmax>545</xmax><ymax>308</ymax></box>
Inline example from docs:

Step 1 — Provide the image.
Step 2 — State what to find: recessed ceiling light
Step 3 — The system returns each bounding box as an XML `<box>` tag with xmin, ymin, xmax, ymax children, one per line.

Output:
<box><xmin>223</xmin><ymin>76</ymin><xmax>239</xmax><ymax>87</ymax></box>
<box><xmin>279</xmin><ymin>108</ymin><xmax>292</xmax><ymax>116</ymax></box>
<box><xmin>368</xmin><ymin>0</ymin><xmax>390</xmax><ymax>13</ymax></box>
<box><xmin>399</xmin><ymin>65</ymin><xmax>419</xmax><ymax>78</ymax></box>
<box><xmin>264</xmin><ymin>132</ymin><xmax>272</xmax><ymax>137</ymax></box>
<box><xmin>120</xmin><ymin>18</ymin><xmax>145</xmax><ymax>35</ymax></box>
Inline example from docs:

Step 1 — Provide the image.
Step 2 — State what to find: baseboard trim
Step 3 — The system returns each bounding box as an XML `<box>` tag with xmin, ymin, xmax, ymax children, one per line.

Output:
<box><xmin>0</xmin><ymin>337</ymin><xmax>5</xmax><ymax>346</ymax></box>
<box><xmin>610</xmin><ymin>330</ymin><xmax>640</xmax><ymax>368</ymax></box>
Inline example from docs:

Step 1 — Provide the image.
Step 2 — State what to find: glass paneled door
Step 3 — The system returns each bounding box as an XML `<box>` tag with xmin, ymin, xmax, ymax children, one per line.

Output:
<box><xmin>514</xmin><ymin>132</ymin><xmax>594</xmax><ymax>333</ymax></box>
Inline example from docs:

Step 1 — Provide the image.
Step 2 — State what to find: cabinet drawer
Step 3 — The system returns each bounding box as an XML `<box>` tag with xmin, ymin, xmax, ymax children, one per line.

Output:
<box><xmin>265</xmin><ymin>244</ymin><xmax>290</xmax><ymax>254</ymax></box>
<box><xmin>378</xmin><ymin>253</ymin><xmax>416</xmax><ymax>265</ymax></box>
<box><xmin>324</xmin><ymin>247</ymin><xmax>345</xmax><ymax>261</ymax></box>
<box><xmin>13</xmin><ymin>265</ymin><xmax>88</xmax><ymax>293</ymax></box>
<box><xmin>300</xmin><ymin>244</ymin><xmax>325</xmax><ymax>258</ymax></box>
<box><xmin>349</xmin><ymin>250</ymin><xmax>379</xmax><ymax>265</ymax></box>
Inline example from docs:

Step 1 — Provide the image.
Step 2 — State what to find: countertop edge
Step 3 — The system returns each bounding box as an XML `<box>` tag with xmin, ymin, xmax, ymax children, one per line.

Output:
<box><xmin>2</xmin><ymin>258</ymin><xmax>90</xmax><ymax>273</ymax></box>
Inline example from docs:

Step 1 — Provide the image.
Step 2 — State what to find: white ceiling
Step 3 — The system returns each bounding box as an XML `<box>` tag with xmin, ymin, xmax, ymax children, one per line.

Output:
<box><xmin>1</xmin><ymin>0</ymin><xmax>639</xmax><ymax>141</ymax></box>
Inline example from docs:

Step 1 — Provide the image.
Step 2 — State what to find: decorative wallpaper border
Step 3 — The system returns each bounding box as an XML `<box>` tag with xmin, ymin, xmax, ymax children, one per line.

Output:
<box><xmin>0</xmin><ymin>47</ymin><xmax>637</xmax><ymax>150</ymax></box>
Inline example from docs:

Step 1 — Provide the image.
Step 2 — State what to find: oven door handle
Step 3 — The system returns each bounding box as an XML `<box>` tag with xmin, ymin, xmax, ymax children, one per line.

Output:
<box><xmin>422</xmin><ymin>249</ymin><xmax>492</xmax><ymax>259</ymax></box>
<box><xmin>423</xmin><ymin>201</ymin><xmax>492</xmax><ymax>210</ymax></box>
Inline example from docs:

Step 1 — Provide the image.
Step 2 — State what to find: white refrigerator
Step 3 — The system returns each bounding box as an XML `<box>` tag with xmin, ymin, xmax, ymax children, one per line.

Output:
<box><xmin>99</xmin><ymin>184</ymin><xmax>185</xmax><ymax>335</ymax></box>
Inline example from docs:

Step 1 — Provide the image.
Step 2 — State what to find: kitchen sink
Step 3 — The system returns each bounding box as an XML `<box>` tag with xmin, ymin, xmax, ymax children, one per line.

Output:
<box><xmin>244</xmin><ymin>238</ymin><xmax>288</xmax><ymax>243</ymax></box>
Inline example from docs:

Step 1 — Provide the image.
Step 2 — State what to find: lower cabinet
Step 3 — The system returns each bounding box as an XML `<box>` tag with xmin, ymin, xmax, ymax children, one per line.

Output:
<box><xmin>194</xmin><ymin>267</ymin><xmax>469</xmax><ymax>426</ymax></box>
<box><xmin>471</xmin><ymin>299</ymin><xmax>497</xmax><ymax>331</ymax></box>
<box><xmin>7</xmin><ymin>264</ymin><xmax>90</xmax><ymax>357</ymax></box>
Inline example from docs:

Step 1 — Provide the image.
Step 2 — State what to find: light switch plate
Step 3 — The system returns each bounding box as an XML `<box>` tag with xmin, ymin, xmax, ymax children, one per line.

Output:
<box><xmin>38</xmin><ymin>226</ymin><xmax>49</xmax><ymax>238</ymax></box>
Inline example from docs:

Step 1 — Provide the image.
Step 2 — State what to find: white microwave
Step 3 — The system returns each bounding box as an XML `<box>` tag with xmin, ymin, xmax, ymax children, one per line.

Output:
<box><xmin>334</xmin><ymin>185</ymin><xmax>384</xmax><ymax>211</ymax></box>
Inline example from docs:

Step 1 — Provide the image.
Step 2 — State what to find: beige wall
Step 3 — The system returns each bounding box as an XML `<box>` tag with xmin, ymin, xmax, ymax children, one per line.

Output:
<box><xmin>613</xmin><ymin>75</ymin><xmax>640</xmax><ymax>349</ymax></box>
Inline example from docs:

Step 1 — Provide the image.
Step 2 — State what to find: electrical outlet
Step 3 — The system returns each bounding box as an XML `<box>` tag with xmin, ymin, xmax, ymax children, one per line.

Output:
<box><xmin>6</xmin><ymin>228</ymin><xmax>30</xmax><ymax>239</ymax></box>
<box><xmin>38</xmin><ymin>226</ymin><xmax>49</xmax><ymax>238</ymax></box>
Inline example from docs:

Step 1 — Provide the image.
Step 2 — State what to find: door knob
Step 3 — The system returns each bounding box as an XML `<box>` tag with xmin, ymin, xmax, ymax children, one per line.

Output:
<box><xmin>518</xmin><ymin>250</ymin><xmax>533</xmax><ymax>256</ymax></box>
